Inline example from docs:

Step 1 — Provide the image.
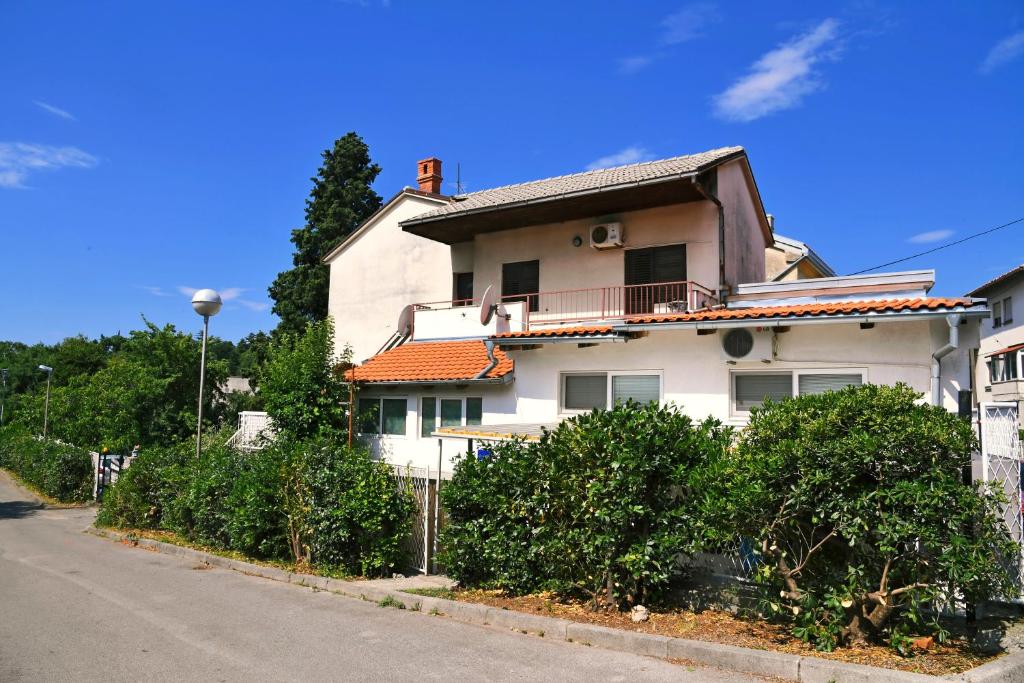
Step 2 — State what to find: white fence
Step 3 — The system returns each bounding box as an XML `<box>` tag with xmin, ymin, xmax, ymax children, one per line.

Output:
<box><xmin>976</xmin><ymin>401</ymin><xmax>1024</xmax><ymax>601</ymax></box>
<box><xmin>226</xmin><ymin>411</ymin><xmax>275</xmax><ymax>451</ymax></box>
<box><xmin>391</xmin><ymin>464</ymin><xmax>453</xmax><ymax>575</ymax></box>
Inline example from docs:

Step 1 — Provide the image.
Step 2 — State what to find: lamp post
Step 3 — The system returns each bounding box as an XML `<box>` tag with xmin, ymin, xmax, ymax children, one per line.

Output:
<box><xmin>191</xmin><ymin>289</ymin><xmax>222</xmax><ymax>459</ymax></box>
<box><xmin>1</xmin><ymin>368</ymin><xmax>8</xmax><ymax>425</ymax></box>
<box><xmin>38</xmin><ymin>365</ymin><xmax>53</xmax><ymax>439</ymax></box>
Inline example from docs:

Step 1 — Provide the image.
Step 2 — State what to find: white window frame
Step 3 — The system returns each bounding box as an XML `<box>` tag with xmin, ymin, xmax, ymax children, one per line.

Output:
<box><xmin>1003</xmin><ymin>296</ymin><xmax>1013</xmax><ymax>325</ymax></box>
<box><xmin>419</xmin><ymin>396</ymin><xmax>484</xmax><ymax>439</ymax></box>
<box><xmin>730</xmin><ymin>368</ymin><xmax>867</xmax><ymax>418</ymax></box>
<box><xmin>559</xmin><ymin>370</ymin><xmax>663</xmax><ymax>415</ymax></box>
<box><xmin>989</xmin><ymin>351</ymin><xmax>1022</xmax><ymax>384</ymax></box>
<box><xmin>358</xmin><ymin>396</ymin><xmax>409</xmax><ymax>438</ymax></box>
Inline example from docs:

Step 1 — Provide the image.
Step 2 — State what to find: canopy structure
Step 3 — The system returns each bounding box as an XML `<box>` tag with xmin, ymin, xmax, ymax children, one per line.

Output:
<box><xmin>432</xmin><ymin>423</ymin><xmax>558</xmax><ymax>443</ymax></box>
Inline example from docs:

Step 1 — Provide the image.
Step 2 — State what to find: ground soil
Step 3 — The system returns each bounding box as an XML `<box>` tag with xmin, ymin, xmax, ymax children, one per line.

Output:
<box><xmin>403</xmin><ymin>587</ymin><xmax>999</xmax><ymax>676</ymax></box>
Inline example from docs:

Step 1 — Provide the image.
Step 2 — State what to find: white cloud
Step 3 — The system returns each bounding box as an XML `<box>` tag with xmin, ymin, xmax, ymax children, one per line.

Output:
<box><xmin>140</xmin><ymin>286</ymin><xmax>172</xmax><ymax>297</ymax></box>
<box><xmin>713</xmin><ymin>18</ymin><xmax>841</xmax><ymax>122</ymax></box>
<box><xmin>618</xmin><ymin>55</ymin><xmax>656</xmax><ymax>75</ymax></box>
<box><xmin>33</xmin><ymin>100</ymin><xmax>75</xmax><ymax>121</ymax></box>
<box><xmin>980</xmin><ymin>30</ymin><xmax>1024</xmax><ymax>74</ymax></box>
<box><xmin>907</xmin><ymin>229</ymin><xmax>953</xmax><ymax>244</ymax></box>
<box><xmin>585</xmin><ymin>146</ymin><xmax>655</xmax><ymax>171</ymax></box>
<box><xmin>661</xmin><ymin>3</ymin><xmax>720</xmax><ymax>45</ymax></box>
<box><xmin>237</xmin><ymin>300</ymin><xmax>270</xmax><ymax>312</ymax></box>
<box><xmin>0</xmin><ymin>142</ymin><xmax>98</xmax><ymax>188</ymax></box>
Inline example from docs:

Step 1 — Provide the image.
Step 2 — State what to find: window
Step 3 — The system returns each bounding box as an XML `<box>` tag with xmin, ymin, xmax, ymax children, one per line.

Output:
<box><xmin>358</xmin><ymin>397</ymin><xmax>407</xmax><ymax>435</ymax></box>
<box><xmin>421</xmin><ymin>396</ymin><xmax>437</xmax><ymax>437</ymax></box>
<box><xmin>732</xmin><ymin>370</ymin><xmax>864</xmax><ymax>414</ymax></box>
<box><xmin>624</xmin><ymin>245</ymin><xmax>686</xmax><ymax>314</ymax></box>
<box><xmin>989</xmin><ymin>352</ymin><xmax>1021</xmax><ymax>383</ymax></box>
<box><xmin>561</xmin><ymin>372</ymin><xmax>662</xmax><ymax>413</ymax></box>
<box><xmin>419</xmin><ymin>396</ymin><xmax>484</xmax><ymax>437</ymax></box>
<box><xmin>1003</xmin><ymin>296</ymin><xmax>1013</xmax><ymax>325</ymax></box>
<box><xmin>993</xmin><ymin>301</ymin><xmax>1003</xmax><ymax>328</ymax></box>
<box><xmin>453</xmin><ymin>272</ymin><xmax>474</xmax><ymax>306</ymax></box>
<box><xmin>466</xmin><ymin>397</ymin><xmax>483</xmax><ymax>425</ymax></box>
<box><xmin>501</xmin><ymin>260</ymin><xmax>540</xmax><ymax>312</ymax></box>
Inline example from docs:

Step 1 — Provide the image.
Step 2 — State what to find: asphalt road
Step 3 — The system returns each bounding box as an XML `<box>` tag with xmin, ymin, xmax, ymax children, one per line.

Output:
<box><xmin>0</xmin><ymin>474</ymin><xmax>760</xmax><ymax>682</ymax></box>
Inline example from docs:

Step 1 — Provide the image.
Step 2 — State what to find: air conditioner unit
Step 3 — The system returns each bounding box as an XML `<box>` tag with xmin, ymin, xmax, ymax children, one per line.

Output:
<box><xmin>720</xmin><ymin>327</ymin><xmax>774</xmax><ymax>363</ymax></box>
<box><xmin>590</xmin><ymin>222</ymin><xmax>624</xmax><ymax>249</ymax></box>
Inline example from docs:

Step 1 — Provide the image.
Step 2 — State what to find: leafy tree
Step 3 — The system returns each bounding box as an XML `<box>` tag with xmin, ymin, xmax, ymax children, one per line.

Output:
<box><xmin>699</xmin><ymin>383</ymin><xmax>1016</xmax><ymax>651</ymax></box>
<box><xmin>268</xmin><ymin>132</ymin><xmax>382</xmax><ymax>335</ymax></box>
<box><xmin>260</xmin><ymin>318</ymin><xmax>350</xmax><ymax>441</ymax></box>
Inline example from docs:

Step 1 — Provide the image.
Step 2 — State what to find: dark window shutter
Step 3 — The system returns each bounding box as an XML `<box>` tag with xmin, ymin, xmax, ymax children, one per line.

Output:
<box><xmin>454</xmin><ymin>272</ymin><xmax>473</xmax><ymax>305</ymax></box>
<box><xmin>502</xmin><ymin>260</ymin><xmax>539</xmax><ymax>312</ymax></box>
<box><xmin>653</xmin><ymin>245</ymin><xmax>686</xmax><ymax>282</ymax></box>
<box><xmin>625</xmin><ymin>249</ymin><xmax>653</xmax><ymax>286</ymax></box>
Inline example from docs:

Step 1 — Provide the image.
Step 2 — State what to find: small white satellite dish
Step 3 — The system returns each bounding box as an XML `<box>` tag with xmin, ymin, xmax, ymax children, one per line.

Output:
<box><xmin>479</xmin><ymin>285</ymin><xmax>498</xmax><ymax>325</ymax></box>
<box><xmin>397</xmin><ymin>304</ymin><xmax>415</xmax><ymax>337</ymax></box>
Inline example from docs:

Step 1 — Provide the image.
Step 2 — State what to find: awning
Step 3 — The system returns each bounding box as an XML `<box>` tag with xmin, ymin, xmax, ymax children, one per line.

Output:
<box><xmin>987</xmin><ymin>343</ymin><xmax>1024</xmax><ymax>357</ymax></box>
<box><xmin>432</xmin><ymin>423</ymin><xmax>558</xmax><ymax>442</ymax></box>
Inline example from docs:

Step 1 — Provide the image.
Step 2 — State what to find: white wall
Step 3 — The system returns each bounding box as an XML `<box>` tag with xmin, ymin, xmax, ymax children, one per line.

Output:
<box><xmin>974</xmin><ymin>278</ymin><xmax>1024</xmax><ymax>403</ymax></box>
<box><xmin>718</xmin><ymin>159</ymin><xmax>769</xmax><ymax>290</ymax></box>
<box><xmin>326</xmin><ymin>193</ymin><xmax>455</xmax><ymax>363</ymax></box>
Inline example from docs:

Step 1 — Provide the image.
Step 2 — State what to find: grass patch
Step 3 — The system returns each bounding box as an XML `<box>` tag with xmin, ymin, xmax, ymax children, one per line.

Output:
<box><xmin>377</xmin><ymin>595</ymin><xmax>406</xmax><ymax>609</ymax></box>
<box><xmin>401</xmin><ymin>587</ymin><xmax>458</xmax><ymax>599</ymax></box>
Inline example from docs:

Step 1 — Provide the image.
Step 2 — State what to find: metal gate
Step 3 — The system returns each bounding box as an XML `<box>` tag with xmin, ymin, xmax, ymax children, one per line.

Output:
<box><xmin>391</xmin><ymin>465</ymin><xmax>452</xmax><ymax>575</ymax></box>
<box><xmin>92</xmin><ymin>451</ymin><xmax>136</xmax><ymax>500</ymax></box>
<box><xmin>977</xmin><ymin>401</ymin><xmax>1024</xmax><ymax>599</ymax></box>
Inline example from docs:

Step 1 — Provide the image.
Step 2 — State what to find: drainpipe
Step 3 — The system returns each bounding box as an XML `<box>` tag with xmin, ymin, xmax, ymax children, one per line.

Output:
<box><xmin>930</xmin><ymin>313</ymin><xmax>963</xmax><ymax>407</ymax></box>
<box><xmin>475</xmin><ymin>340</ymin><xmax>499</xmax><ymax>380</ymax></box>
<box><xmin>691</xmin><ymin>176</ymin><xmax>727</xmax><ymax>303</ymax></box>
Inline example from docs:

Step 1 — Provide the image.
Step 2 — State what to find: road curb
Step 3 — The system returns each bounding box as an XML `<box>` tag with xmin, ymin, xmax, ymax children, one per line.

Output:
<box><xmin>86</xmin><ymin>526</ymin><xmax>1024</xmax><ymax>682</ymax></box>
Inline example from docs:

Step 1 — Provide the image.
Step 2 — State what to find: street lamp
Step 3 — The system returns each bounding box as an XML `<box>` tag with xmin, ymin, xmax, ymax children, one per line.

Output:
<box><xmin>38</xmin><ymin>365</ymin><xmax>53</xmax><ymax>439</ymax></box>
<box><xmin>1</xmin><ymin>368</ymin><xmax>8</xmax><ymax>425</ymax></box>
<box><xmin>191</xmin><ymin>289</ymin><xmax>222</xmax><ymax>459</ymax></box>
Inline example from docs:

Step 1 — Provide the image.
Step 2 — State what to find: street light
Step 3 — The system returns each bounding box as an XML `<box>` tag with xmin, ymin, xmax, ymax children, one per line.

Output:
<box><xmin>38</xmin><ymin>365</ymin><xmax>53</xmax><ymax>439</ymax></box>
<box><xmin>191</xmin><ymin>289</ymin><xmax>222</xmax><ymax>459</ymax></box>
<box><xmin>1</xmin><ymin>368</ymin><xmax>8</xmax><ymax>425</ymax></box>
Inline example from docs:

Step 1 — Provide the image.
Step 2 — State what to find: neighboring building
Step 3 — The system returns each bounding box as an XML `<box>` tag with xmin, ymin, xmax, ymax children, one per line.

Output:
<box><xmin>223</xmin><ymin>376</ymin><xmax>253</xmax><ymax>394</ymax></box>
<box><xmin>326</xmin><ymin>147</ymin><xmax>985</xmax><ymax>471</ymax></box>
<box><xmin>969</xmin><ymin>264</ymin><xmax>1024</xmax><ymax>416</ymax></box>
<box><xmin>765</xmin><ymin>233</ymin><xmax>836</xmax><ymax>281</ymax></box>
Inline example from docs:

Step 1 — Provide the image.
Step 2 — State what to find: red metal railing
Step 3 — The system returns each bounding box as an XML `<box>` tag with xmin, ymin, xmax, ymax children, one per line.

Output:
<box><xmin>415</xmin><ymin>280</ymin><xmax>717</xmax><ymax>328</ymax></box>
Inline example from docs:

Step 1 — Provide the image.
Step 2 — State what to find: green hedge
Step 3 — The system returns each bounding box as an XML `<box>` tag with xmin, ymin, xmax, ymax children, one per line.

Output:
<box><xmin>439</xmin><ymin>401</ymin><xmax>733</xmax><ymax>607</ymax></box>
<box><xmin>0</xmin><ymin>425</ymin><xmax>93</xmax><ymax>502</ymax></box>
<box><xmin>96</xmin><ymin>432</ymin><xmax>414</xmax><ymax>577</ymax></box>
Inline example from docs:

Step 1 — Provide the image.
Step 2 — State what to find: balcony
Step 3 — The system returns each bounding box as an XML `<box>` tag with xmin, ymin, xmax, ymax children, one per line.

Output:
<box><xmin>412</xmin><ymin>281</ymin><xmax>717</xmax><ymax>341</ymax></box>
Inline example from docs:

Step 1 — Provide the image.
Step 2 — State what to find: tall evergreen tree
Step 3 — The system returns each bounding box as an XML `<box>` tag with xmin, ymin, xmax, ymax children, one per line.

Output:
<box><xmin>269</xmin><ymin>132</ymin><xmax>383</xmax><ymax>335</ymax></box>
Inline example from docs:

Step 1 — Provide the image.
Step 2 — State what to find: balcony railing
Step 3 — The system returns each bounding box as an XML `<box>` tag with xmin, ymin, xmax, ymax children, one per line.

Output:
<box><xmin>415</xmin><ymin>280</ymin><xmax>717</xmax><ymax>332</ymax></box>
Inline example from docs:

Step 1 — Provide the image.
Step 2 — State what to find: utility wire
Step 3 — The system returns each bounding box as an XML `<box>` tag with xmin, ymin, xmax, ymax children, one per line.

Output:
<box><xmin>848</xmin><ymin>216</ymin><xmax>1024</xmax><ymax>275</ymax></box>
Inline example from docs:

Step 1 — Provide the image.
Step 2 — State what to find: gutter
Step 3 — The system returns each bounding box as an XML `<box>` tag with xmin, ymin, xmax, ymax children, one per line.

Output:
<box><xmin>930</xmin><ymin>313</ymin><xmax>963</xmax><ymax>407</ymax></box>
<box><xmin>491</xmin><ymin>334</ymin><xmax>628</xmax><ymax>345</ymax></box>
<box><xmin>691</xmin><ymin>175</ymin><xmax>728</xmax><ymax>303</ymax></box>
<box><xmin>474</xmin><ymin>340</ymin><xmax>501</xmax><ymax>379</ymax></box>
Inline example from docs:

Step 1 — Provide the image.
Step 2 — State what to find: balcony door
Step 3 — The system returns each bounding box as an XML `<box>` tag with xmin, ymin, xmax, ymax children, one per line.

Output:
<box><xmin>502</xmin><ymin>260</ymin><xmax>539</xmax><ymax>312</ymax></box>
<box><xmin>624</xmin><ymin>245</ymin><xmax>686</xmax><ymax>315</ymax></box>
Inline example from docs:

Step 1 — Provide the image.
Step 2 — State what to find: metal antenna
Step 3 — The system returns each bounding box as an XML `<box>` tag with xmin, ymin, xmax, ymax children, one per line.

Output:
<box><xmin>456</xmin><ymin>162</ymin><xmax>464</xmax><ymax>194</ymax></box>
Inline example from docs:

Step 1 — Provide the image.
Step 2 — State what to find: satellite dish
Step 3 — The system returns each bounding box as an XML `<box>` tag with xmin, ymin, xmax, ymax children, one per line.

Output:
<box><xmin>397</xmin><ymin>304</ymin><xmax>415</xmax><ymax>337</ymax></box>
<box><xmin>495</xmin><ymin>304</ymin><xmax>511</xmax><ymax>334</ymax></box>
<box><xmin>479</xmin><ymin>285</ymin><xmax>497</xmax><ymax>325</ymax></box>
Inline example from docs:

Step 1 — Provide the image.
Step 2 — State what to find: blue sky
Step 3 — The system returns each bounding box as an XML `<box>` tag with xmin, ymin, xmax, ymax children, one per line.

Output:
<box><xmin>2</xmin><ymin>1</ymin><xmax>1022</xmax><ymax>344</ymax></box>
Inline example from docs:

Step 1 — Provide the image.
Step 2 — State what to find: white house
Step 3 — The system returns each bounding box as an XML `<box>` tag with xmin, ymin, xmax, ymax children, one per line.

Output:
<box><xmin>969</xmin><ymin>264</ymin><xmax>1023</xmax><ymax>423</ymax></box>
<box><xmin>326</xmin><ymin>147</ymin><xmax>987</xmax><ymax>471</ymax></box>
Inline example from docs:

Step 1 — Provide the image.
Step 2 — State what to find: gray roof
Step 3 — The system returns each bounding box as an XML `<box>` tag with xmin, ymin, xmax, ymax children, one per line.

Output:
<box><xmin>968</xmin><ymin>264</ymin><xmax>1024</xmax><ymax>297</ymax></box>
<box><xmin>403</xmin><ymin>146</ymin><xmax>745</xmax><ymax>224</ymax></box>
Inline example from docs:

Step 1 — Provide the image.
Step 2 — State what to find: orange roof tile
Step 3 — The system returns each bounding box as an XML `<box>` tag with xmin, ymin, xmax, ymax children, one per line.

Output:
<box><xmin>347</xmin><ymin>340</ymin><xmax>513</xmax><ymax>383</ymax></box>
<box><xmin>490</xmin><ymin>298</ymin><xmax>983</xmax><ymax>340</ymax></box>
<box><xmin>493</xmin><ymin>324</ymin><xmax>616</xmax><ymax>340</ymax></box>
<box><xmin>626</xmin><ymin>297</ymin><xmax>982</xmax><ymax>324</ymax></box>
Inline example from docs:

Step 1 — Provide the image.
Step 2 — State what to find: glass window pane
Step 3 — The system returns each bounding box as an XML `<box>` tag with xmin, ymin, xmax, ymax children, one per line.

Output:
<box><xmin>734</xmin><ymin>373</ymin><xmax>792</xmax><ymax>411</ymax></box>
<box><xmin>357</xmin><ymin>398</ymin><xmax>379</xmax><ymax>434</ymax></box>
<box><xmin>1004</xmin><ymin>297</ymin><xmax>1013</xmax><ymax>323</ymax></box>
<box><xmin>612</xmin><ymin>375</ymin><xmax>660</xmax><ymax>406</ymax></box>
<box><xmin>466</xmin><ymin>397</ymin><xmax>483</xmax><ymax>425</ymax></box>
<box><xmin>564</xmin><ymin>374</ymin><xmax>608</xmax><ymax>411</ymax></box>
<box><xmin>994</xmin><ymin>301</ymin><xmax>1002</xmax><ymax>327</ymax></box>
<box><xmin>381</xmin><ymin>399</ymin><xmax>407</xmax><ymax>436</ymax></box>
<box><xmin>421</xmin><ymin>397</ymin><xmax>436</xmax><ymax>438</ymax></box>
<box><xmin>797</xmin><ymin>374</ymin><xmax>863</xmax><ymax>396</ymax></box>
<box><xmin>440</xmin><ymin>399</ymin><xmax>463</xmax><ymax>427</ymax></box>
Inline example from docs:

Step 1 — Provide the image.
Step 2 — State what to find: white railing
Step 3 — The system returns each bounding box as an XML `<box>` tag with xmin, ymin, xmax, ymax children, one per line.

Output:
<box><xmin>227</xmin><ymin>411</ymin><xmax>275</xmax><ymax>451</ymax></box>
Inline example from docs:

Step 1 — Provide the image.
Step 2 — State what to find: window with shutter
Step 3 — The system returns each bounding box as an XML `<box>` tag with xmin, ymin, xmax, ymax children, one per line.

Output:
<box><xmin>624</xmin><ymin>245</ymin><xmax>686</xmax><ymax>313</ymax></box>
<box><xmin>501</xmin><ymin>260</ymin><xmax>539</xmax><ymax>312</ymax></box>
<box><xmin>734</xmin><ymin>374</ymin><xmax>792</xmax><ymax>411</ymax></box>
<box><xmin>612</xmin><ymin>375</ymin><xmax>660</xmax><ymax>406</ymax></box>
<box><xmin>563</xmin><ymin>374</ymin><xmax>608</xmax><ymax>411</ymax></box>
<box><xmin>797</xmin><ymin>374</ymin><xmax>863</xmax><ymax>396</ymax></box>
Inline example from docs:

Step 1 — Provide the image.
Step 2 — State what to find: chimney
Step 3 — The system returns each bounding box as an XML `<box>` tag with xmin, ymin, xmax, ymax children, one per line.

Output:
<box><xmin>416</xmin><ymin>157</ymin><xmax>443</xmax><ymax>194</ymax></box>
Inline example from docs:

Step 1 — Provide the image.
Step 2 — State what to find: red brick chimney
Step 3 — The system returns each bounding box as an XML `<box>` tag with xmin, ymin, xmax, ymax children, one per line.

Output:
<box><xmin>416</xmin><ymin>157</ymin><xmax>443</xmax><ymax>194</ymax></box>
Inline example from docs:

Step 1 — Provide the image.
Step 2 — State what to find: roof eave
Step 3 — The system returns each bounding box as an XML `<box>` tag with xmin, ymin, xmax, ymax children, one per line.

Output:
<box><xmin>353</xmin><ymin>374</ymin><xmax>514</xmax><ymax>387</ymax></box>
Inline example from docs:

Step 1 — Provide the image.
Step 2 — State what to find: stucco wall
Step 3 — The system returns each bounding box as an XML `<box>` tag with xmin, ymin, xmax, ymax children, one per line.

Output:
<box><xmin>471</xmin><ymin>202</ymin><xmax>721</xmax><ymax>303</ymax></box>
<box><xmin>719</xmin><ymin>160</ymin><xmax>769</xmax><ymax>290</ymax></box>
<box><xmin>326</xmin><ymin>194</ymin><xmax>454</xmax><ymax>362</ymax></box>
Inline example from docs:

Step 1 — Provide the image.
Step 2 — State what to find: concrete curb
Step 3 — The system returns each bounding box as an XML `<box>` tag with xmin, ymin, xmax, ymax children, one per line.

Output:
<box><xmin>87</xmin><ymin>526</ymin><xmax>1024</xmax><ymax>682</ymax></box>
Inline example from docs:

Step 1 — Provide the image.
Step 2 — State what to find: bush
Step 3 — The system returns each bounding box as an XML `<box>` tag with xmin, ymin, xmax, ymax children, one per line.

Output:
<box><xmin>0</xmin><ymin>424</ymin><xmax>93</xmax><ymax>502</ymax></box>
<box><xmin>701</xmin><ymin>383</ymin><xmax>1016</xmax><ymax>651</ymax></box>
<box><xmin>440</xmin><ymin>401</ymin><xmax>732</xmax><ymax>607</ymax></box>
<box><xmin>96</xmin><ymin>432</ymin><xmax>414</xmax><ymax>576</ymax></box>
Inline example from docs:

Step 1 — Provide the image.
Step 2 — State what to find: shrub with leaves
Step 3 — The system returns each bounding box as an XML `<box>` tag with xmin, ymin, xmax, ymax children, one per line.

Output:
<box><xmin>440</xmin><ymin>401</ymin><xmax>732</xmax><ymax>608</ymax></box>
<box><xmin>0</xmin><ymin>424</ymin><xmax>92</xmax><ymax>502</ymax></box>
<box><xmin>701</xmin><ymin>383</ymin><xmax>1015</xmax><ymax>651</ymax></box>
